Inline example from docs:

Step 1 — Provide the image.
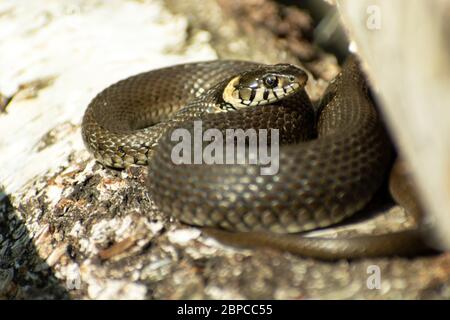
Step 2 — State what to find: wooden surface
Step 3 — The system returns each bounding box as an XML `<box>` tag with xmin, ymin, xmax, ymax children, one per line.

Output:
<box><xmin>337</xmin><ymin>0</ymin><xmax>450</xmax><ymax>250</ymax></box>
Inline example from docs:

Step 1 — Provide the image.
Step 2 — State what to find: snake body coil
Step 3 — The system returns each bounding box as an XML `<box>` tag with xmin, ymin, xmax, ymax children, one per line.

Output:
<box><xmin>82</xmin><ymin>58</ymin><xmax>428</xmax><ymax>259</ymax></box>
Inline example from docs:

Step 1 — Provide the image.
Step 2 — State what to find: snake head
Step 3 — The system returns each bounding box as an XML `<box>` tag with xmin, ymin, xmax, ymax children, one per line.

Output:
<box><xmin>223</xmin><ymin>63</ymin><xmax>308</xmax><ymax>108</ymax></box>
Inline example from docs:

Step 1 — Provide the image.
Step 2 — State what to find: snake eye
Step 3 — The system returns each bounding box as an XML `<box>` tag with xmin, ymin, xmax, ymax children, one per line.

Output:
<box><xmin>288</xmin><ymin>76</ymin><xmax>295</xmax><ymax>82</ymax></box>
<box><xmin>263</xmin><ymin>75</ymin><xmax>278</xmax><ymax>88</ymax></box>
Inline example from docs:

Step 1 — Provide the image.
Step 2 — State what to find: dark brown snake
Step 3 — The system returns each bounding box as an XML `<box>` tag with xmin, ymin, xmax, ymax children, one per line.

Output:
<box><xmin>82</xmin><ymin>57</ymin><xmax>432</xmax><ymax>260</ymax></box>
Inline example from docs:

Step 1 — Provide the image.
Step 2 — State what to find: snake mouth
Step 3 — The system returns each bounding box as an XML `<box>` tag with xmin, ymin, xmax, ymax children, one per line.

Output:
<box><xmin>222</xmin><ymin>65</ymin><xmax>308</xmax><ymax>109</ymax></box>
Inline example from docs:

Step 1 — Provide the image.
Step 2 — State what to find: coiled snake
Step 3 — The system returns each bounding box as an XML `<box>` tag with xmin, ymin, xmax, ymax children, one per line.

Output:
<box><xmin>82</xmin><ymin>57</ymin><xmax>431</xmax><ymax>260</ymax></box>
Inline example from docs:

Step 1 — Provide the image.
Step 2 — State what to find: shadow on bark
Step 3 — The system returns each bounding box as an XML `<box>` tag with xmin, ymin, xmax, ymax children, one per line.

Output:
<box><xmin>0</xmin><ymin>191</ymin><xmax>69</xmax><ymax>299</ymax></box>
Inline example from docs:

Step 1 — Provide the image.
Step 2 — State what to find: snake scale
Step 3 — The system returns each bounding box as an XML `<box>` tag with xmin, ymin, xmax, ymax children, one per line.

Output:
<box><xmin>82</xmin><ymin>57</ymin><xmax>430</xmax><ymax>260</ymax></box>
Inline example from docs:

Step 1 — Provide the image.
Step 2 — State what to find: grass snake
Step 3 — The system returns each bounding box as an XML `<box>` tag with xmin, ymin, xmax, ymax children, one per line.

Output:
<box><xmin>81</xmin><ymin>57</ymin><xmax>431</xmax><ymax>260</ymax></box>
